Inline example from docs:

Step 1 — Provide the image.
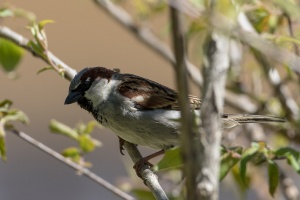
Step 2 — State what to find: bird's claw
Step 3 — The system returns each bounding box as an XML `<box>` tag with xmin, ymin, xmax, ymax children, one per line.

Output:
<box><xmin>133</xmin><ymin>158</ymin><xmax>153</xmax><ymax>178</ymax></box>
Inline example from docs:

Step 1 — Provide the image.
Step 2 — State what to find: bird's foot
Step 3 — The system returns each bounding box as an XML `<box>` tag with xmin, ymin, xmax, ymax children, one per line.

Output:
<box><xmin>133</xmin><ymin>159</ymin><xmax>154</xmax><ymax>178</ymax></box>
<box><xmin>133</xmin><ymin>150</ymin><xmax>165</xmax><ymax>178</ymax></box>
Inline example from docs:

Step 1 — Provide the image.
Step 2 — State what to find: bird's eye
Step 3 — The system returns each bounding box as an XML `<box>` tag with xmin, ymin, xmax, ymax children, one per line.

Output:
<box><xmin>81</xmin><ymin>79</ymin><xmax>91</xmax><ymax>90</ymax></box>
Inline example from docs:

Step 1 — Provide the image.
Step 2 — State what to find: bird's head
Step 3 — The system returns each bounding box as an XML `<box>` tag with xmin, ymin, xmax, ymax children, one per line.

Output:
<box><xmin>64</xmin><ymin>67</ymin><xmax>118</xmax><ymax>107</ymax></box>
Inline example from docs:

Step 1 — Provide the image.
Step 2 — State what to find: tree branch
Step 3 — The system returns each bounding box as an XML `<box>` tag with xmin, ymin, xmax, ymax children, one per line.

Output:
<box><xmin>10</xmin><ymin>129</ymin><xmax>135</xmax><ymax>200</ymax></box>
<box><xmin>198</xmin><ymin>31</ymin><xmax>230</xmax><ymax>199</ymax></box>
<box><xmin>169</xmin><ymin>2</ymin><xmax>198</xmax><ymax>199</ymax></box>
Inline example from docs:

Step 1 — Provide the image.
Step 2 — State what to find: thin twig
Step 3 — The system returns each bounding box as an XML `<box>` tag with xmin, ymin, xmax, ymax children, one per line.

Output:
<box><xmin>169</xmin><ymin>2</ymin><xmax>198</xmax><ymax>199</ymax></box>
<box><xmin>0</xmin><ymin>26</ymin><xmax>76</xmax><ymax>81</ymax></box>
<box><xmin>10</xmin><ymin>129</ymin><xmax>135</xmax><ymax>200</ymax></box>
<box><xmin>252</xmin><ymin>49</ymin><xmax>299</xmax><ymax>120</ymax></box>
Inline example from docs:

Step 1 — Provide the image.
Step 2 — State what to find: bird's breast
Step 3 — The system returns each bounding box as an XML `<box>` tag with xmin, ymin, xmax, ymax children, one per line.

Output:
<box><xmin>94</xmin><ymin>105</ymin><xmax>182</xmax><ymax>149</ymax></box>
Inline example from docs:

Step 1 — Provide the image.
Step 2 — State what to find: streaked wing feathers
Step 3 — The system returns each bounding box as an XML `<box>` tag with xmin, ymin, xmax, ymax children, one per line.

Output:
<box><xmin>117</xmin><ymin>74</ymin><xmax>201</xmax><ymax>110</ymax></box>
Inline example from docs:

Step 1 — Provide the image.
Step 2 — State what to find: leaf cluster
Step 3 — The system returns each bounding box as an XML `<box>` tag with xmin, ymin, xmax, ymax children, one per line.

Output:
<box><xmin>0</xmin><ymin>99</ymin><xmax>29</xmax><ymax>160</ymax></box>
<box><xmin>49</xmin><ymin>120</ymin><xmax>102</xmax><ymax>167</ymax></box>
<box><xmin>151</xmin><ymin>142</ymin><xmax>300</xmax><ymax>198</ymax></box>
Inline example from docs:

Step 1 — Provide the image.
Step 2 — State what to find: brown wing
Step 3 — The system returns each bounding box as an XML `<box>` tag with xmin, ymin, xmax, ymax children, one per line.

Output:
<box><xmin>117</xmin><ymin>74</ymin><xmax>201</xmax><ymax>110</ymax></box>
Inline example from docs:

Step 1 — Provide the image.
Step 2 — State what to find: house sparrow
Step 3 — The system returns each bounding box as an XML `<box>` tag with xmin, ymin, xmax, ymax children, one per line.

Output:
<box><xmin>64</xmin><ymin>67</ymin><xmax>284</xmax><ymax>165</ymax></box>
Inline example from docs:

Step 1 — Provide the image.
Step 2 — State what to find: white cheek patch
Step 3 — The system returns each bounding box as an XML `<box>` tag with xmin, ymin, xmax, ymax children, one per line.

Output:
<box><xmin>132</xmin><ymin>95</ymin><xmax>145</xmax><ymax>103</ymax></box>
<box><xmin>84</xmin><ymin>78</ymin><xmax>119</xmax><ymax>105</ymax></box>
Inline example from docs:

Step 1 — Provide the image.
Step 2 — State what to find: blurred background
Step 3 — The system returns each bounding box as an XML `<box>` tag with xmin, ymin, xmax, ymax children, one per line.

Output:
<box><xmin>1</xmin><ymin>0</ymin><xmax>300</xmax><ymax>200</ymax></box>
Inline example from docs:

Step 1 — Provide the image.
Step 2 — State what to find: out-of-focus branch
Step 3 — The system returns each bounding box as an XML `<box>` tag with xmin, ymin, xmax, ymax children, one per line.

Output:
<box><xmin>169</xmin><ymin>2</ymin><xmax>198</xmax><ymax>199</ymax></box>
<box><xmin>225</xmin><ymin>92</ymin><xmax>258</xmax><ymax>113</ymax></box>
<box><xmin>284</xmin><ymin>13</ymin><xmax>299</xmax><ymax>56</ymax></box>
<box><xmin>198</xmin><ymin>31</ymin><xmax>230</xmax><ymax>199</ymax></box>
<box><xmin>211</xmin><ymin>13</ymin><xmax>300</xmax><ymax>76</ymax></box>
<box><xmin>124</xmin><ymin>142</ymin><xmax>169</xmax><ymax>200</ymax></box>
<box><xmin>93</xmin><ymin>0</ymin><xmax>203</xmax><ymax>86</ymax></box>
<box><xmin>10</xmin><ymin>129</ymin><xmax>135</xmax><ymax>200</ymax></box>
<box><xmin>0</xmin><ymin>26</ymin><xmax>76</xmax><ymax>81</ymax></box>
<box><xmin>169</xmin><ymin>1</ymin><xmax>300</xmax><ymax>77</ymax></box>
<box><xmin>253</xmin><ymin>50</ymin><xmax>299</xmax><ymax>119</ymax></box>
<box><xmin>237</xmin><ymin>13</ymin><xmax>299</xmax><ymax>120</ymax></box>
<box><xmin>0</xmin><ymin>26</ymin><xmax>166</xmax><ymax>199</ymax></box>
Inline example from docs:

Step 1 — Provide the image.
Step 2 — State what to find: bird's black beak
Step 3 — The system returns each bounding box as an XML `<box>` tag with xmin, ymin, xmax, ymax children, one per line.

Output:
<box><xmin>64</xmin><ymin>91</ymin><xmax>82</xmax><ymax>105</ymax></box>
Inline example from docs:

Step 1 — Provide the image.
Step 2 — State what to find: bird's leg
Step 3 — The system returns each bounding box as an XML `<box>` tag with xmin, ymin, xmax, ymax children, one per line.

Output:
<box><xmin>118</xmin><ymin>136</ymin><xmax>125</xmax><ymax>155</ymax></box>
<box><xmin>133</xmin><ymin>150</ymin><xmax>165</xmax><ymax>177</ymax></box>
<box><xmin>117</xmin><ymin>139</ymin><xmax>164</xmax><ymax>177</ymax></box>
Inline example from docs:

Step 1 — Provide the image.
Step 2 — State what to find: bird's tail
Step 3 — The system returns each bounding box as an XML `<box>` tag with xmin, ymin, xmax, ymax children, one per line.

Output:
<box><xmin>222</xmin><ymin>114</ymin><xmax>285</xmax><ymax>129</ymax></box>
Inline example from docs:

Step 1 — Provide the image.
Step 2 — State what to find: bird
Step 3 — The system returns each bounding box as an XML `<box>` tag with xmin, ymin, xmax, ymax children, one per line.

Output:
<box><xmin>64</xmin><ymin>66</ymin><xmax>285</xmax><ymax>169</ymax></box>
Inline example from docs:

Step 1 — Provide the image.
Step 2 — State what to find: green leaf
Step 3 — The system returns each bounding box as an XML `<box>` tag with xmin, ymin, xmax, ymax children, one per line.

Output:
<box><xmin>5</xmin><ymin>110</ymin><xmax>29</xmax><ymax>124</ymax></box>
<box><xmin>153</xmin><ymin>147</ymin><xmax>182</xmax><ymax>171</ymax></box>
<box><xmin>287</xmin><ymin>155</ymin><xmax>300</xmax><ymax>173</ymax></box>
<box><xmin>0</xmin><ymin>136</ymin><xmax>6</xmax><ymax>161</ymax></box>
<box><xmin>0</xmin><ymin>100</ymin><xmax>29</xmax><ymax>160</ymax></box>
<box><xmin>61</xmin><ymin>147</ymin><xmax>82</xmax><ymax>163</ymax></box>
<box><xmin>38</xmin><ymin>19</ymin><xmax>54</xmax><ymax>30</ymax></box>
<box><xmin>0</xmin><ymin>8</ymin><xmax>14</xmax><ymax>17</ymax></box>
<box><xmin>0</xmin><ymin>99</ymin><xmax>12</xmax><ymax>113</ymax></box>
<box><xmin>0</xmin><ymin>38</ymin><xmax>24</xmax><ymax>72</ymax></box>
<box><xmin>132</xmin><ymin>189</ymin><xmax>155</xmax><ymax>200</ymax></box>
<box><xmin>275</xmin><ymin>147</ymin><xmax>300</xmax><ymax>173</ymax></box>
<box><xmin>240</xmin><ymin>145</ymin><xmax>259</xmax><ymax>184</ymax></box>
<box><xmin>84</xmin><ymin>121</ymin><xmax>100</xmax><ymax>134</ymax></box>
<box><xmin>268</xmin><ymin>160</ymin><xmax>279</xmax><ymax>197</ymax></box>
<box><xmin>62</xmin><ymin>147</ymin><xmax>80</xmax><ymax>158</ymax></box>
<box><xmin>26</xmin><ymin>41</ymin><xmax>44</xmax><ymax>57</ymax></box>
<box><xmin>0</xmin><ymin>109</ymin><xmax>29</xmax><ymax>137</ymax></box>
<box><xmin>49</xmin><ymin>119</ymin><xmax>78</xmax><ymax>140</ymax></box>
<box><xmin>29</xmin><ymin>22</ymin><xmax>48</xmax><ymax>50</ymax></box>
<box><xmin>275</xmin><ymin>147</ymin><xmax>300</xmax><ymax>157</ymax></box>
<box><xmin>231</xmin><ymin>164</ymin><xmax>249</xmax><ymax>193</ymax></box>
<box><xmin>79</xmin><ymin>135</ymin><xmax>96</xmax><ymax>153</ymax></box>
<box><xmin>220</xmin><ymin>146</ymin><xmax>242</xmax><ymax>181</ymax></box>
<box><xmin>76</xmin><ymin>121</ymin><xmax>101</xmax><ymax>135</ymax></box>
